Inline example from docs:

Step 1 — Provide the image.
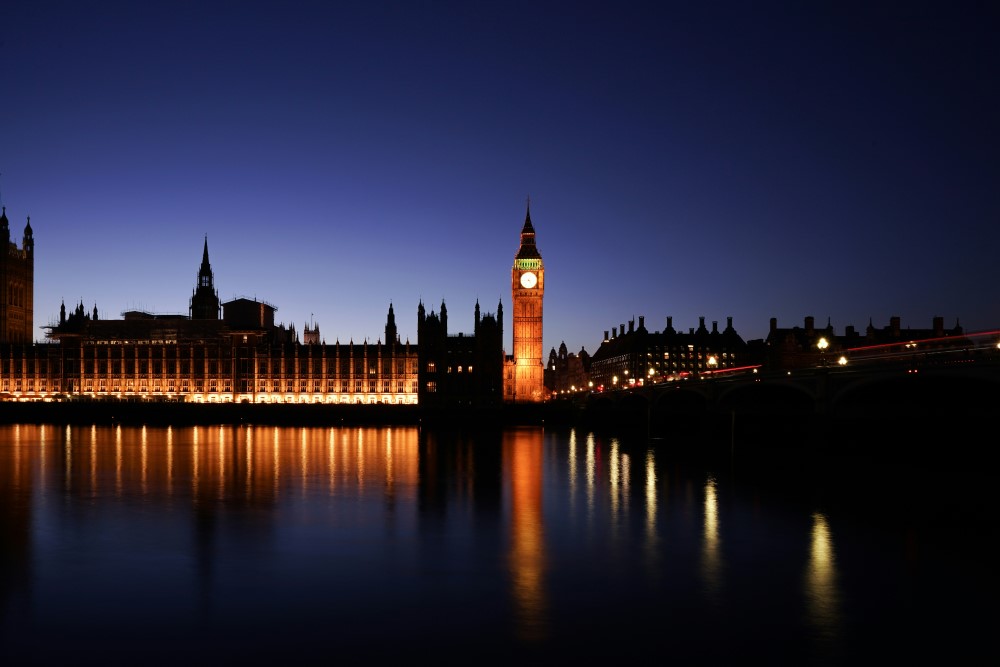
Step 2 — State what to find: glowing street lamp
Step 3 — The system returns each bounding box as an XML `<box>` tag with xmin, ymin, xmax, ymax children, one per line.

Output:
<box><xmin>817</xmin><ymin>337</ymin><xmax>829</xmax><ymax>366</ymax></box>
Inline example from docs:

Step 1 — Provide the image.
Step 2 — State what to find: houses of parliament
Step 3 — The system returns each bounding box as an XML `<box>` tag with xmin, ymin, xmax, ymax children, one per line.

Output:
<box><xmin>0</xmin><ymin>204</ymin><xmax>547</xmax><ymax>406</ymax></box>
<box><xmin>4</xmin><ymin>198</ymin><xmax>975</xmax><ymax>407</ymax></box>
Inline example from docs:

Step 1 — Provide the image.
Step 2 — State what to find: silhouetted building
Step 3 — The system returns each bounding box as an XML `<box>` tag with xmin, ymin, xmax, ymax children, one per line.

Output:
<box><xmin>5</xmin><ymin>243</ymin><xmax>419</xmax><ymax>403</ymax></box>
<box><xmin>762</xmin><ymin>315</ymin><xmax>970</xmax><ymax>370</ymax></box>
<box><xmin>588</xmin><ymin>315</ymin><xmax>747</xmax><ymax>390</ymax></box>
<box><xmin>1</xmin><ymin>231</ymin><xmax>509</xmax><ymax>405</ymax></box>
<box><xmin>546</xmin><ymin>342</ymin><xmax>590</xmax><ymax>396</ymax></box>
<box><xmin>0</xmin><ymin>207</ymin><xmax>33</xmax><ymax>344</ymax></box>
<box><xmin>417</xmin><ymin>299</ymin><xmax>505</xmax><ymax>407</ymax></box>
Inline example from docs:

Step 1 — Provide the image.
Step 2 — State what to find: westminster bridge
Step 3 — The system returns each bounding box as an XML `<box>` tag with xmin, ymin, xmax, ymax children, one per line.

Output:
<box><xmin>553</xmin><ymin>357</ymin><xmax>1000</xmax><ymax>447</ymax></box>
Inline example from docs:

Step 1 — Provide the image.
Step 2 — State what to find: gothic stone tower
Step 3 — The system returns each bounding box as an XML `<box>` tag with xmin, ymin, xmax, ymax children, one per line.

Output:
<box><xmin>0</xmin><ymin>207</ymin><xmax>34</xmax><ymax>343</ymax></box>
<box><xmin>190</xmin><ymin>237</ymin><xmax>221</xmax><ymax>320</ymax></box>
<box><xmin>509</xmin><ymin>203</ymin><xmax>544</xmax><ymax>402</ymax></box>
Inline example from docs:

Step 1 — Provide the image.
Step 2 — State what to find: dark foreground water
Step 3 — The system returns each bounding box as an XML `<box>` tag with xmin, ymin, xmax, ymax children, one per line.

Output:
<box><xmin>0</xmin><ymin>423</ymin><xmax>993</xmax><ymax>665</ymax></box>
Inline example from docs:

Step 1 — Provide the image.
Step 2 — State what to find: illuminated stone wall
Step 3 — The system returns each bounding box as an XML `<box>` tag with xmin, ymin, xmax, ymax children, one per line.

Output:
<box><xmin>0</xmin><ymin>339</ymin><xmax>419</xmax><ymax>404</ymax></box>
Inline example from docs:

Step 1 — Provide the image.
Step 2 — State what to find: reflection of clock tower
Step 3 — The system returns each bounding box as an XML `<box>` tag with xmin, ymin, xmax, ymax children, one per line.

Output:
<box><xmin>510</xmin><ymin>203</ymin><xmax>544</xmax><ymax>402</ymax></box>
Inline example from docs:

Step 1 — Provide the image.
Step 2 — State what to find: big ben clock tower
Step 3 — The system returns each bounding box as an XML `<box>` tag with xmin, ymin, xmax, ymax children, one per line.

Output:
<box><xmin>510</xmin><ymin>202</ymin><xmax>544</xmax><ymax>402</ymax></box>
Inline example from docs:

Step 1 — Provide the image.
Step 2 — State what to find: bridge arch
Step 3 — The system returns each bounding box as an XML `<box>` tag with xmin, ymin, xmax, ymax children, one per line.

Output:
<box><xmin>832</xmin><ymin>372</ymin><xmax>1000</xmax><ymax>419</ymax></box>
<box><xmin>717</xmin><ymin>381</ymin><xmax>816</xmax><ymax>416</ymax></box>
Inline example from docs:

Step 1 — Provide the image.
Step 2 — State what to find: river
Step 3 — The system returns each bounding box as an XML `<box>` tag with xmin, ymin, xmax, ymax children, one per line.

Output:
<box><xmin>0</xmin><ymin>423</ymin><xmax>993</xmax><ymax>664</ymax></box>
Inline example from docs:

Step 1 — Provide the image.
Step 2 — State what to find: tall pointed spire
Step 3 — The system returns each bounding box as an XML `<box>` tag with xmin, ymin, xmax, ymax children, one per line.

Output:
<box><xmin>190</xmin><ymin>237</ymin><xmax>220</xmax><ymax>320</ymax></box>
<box><xmin>199</xmin><ymin>236</ymin><xmax>212</xmax><ymax>280</ymax></box>
<box><xmin>515</xmin><ymin>199</ymin><xmax>541</xmax><ymax>260</ymax></box>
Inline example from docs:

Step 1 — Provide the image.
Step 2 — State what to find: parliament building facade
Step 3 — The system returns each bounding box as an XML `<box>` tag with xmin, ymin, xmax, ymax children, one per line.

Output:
<box><xmin>0</xmin><ymin>206</ymin><xmax>542</xmax><ymax>406</ymax></box>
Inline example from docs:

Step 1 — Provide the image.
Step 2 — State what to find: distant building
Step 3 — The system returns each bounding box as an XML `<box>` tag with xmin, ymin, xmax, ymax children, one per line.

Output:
<box><xmin>0</xmin><ymin>207</ymin><xmax>34</xmax><ymax>344</ymax></box>
<box><xmin>588</xmin><ymin>315</ymin><xmax>748</xmax><ymax>390</ymax></box>
<box><xmin>2</xmin><ymin>241</ymin><xmax>419</xmax><ymax>403</ymax></box>
<box><xmin>546</xmin><ymin>342</ymin><xmax>590</xmax><ymax>396</ymax></box>
<box><xmin>0</xmin><ymin>225</ymin><xmax>509</xmax><ymax>405</ymax></box>
<box><xmin>762</xmin><ymin>315</ymin><xmax>970</xmax><ymax>371</ymax></box>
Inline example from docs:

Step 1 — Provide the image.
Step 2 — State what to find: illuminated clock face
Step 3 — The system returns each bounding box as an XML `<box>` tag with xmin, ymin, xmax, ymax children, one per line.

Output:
<box><xmin>520</xmin><ymin>271</ymin><xmax>538</xmax><ymax>289</ymax></box>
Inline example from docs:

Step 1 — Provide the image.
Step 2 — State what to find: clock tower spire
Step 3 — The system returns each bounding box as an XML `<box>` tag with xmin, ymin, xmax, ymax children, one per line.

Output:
<box><xmin>508</xmin><ymin>200</ymin><xmax>544</xmax><ymax>402</ymax></box>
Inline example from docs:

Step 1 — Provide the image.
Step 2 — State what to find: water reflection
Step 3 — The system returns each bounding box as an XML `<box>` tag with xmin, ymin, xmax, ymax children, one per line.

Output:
<box><xmin>701</xmin><ymin>474</ymin><xmax>723</xmax><ymax>601</ymax></box>
<box><xmin>503</xmin><ymin>428</ymin><xmax>547</xmax><ymax>641</ymax></box>
<box><xmin>4</xmin><ymin>424</ymin><xmax>423</xmax><ymax>508</ymax></box>
<box><xmin>806</xmin><ymin>512</ymin><xmax>841</xmax><ymax>646</ymax></box>
<box><xmin>0</xmin><ymin>423</ymin><xmax>982</xmax><ymax>662</ymax></box>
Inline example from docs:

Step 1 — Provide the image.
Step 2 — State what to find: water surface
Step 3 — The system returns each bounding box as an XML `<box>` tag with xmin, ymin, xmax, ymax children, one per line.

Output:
<box><xmin>0</xmin><ymin>423</ymin><xmax>992</xmax><ymax>664</ymax></box>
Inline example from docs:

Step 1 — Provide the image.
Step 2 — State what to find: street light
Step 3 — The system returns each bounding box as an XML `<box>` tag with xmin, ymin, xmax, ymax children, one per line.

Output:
<box><xmin>817</xmin><ymin>337</ymin><xmax>829</xmax><ymax>366</ymax></box>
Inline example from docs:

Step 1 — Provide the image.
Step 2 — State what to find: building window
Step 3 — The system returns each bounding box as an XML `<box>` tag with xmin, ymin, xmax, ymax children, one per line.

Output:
<box><xmin>425</xmin><ymin>381</ymin><xmax>437</xmax><ymax>393</ymax></box>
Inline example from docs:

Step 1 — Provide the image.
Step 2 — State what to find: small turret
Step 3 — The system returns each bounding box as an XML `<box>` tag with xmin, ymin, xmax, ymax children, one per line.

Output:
<box><xmin>23</xmin><ymin>216</ymin><xmax>33</xmax><ymax>254</ymax></box>
<box><xmin>385</xmin><ymin>302</ymin><xmax>398</xmax><ymax>344</ymax></box>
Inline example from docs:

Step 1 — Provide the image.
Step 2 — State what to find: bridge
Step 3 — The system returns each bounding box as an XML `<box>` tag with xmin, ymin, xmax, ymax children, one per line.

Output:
<box><xmin>553</xmin><ymin>353</ymin><xmax>1000</xmax><ymax>446</ymax></box>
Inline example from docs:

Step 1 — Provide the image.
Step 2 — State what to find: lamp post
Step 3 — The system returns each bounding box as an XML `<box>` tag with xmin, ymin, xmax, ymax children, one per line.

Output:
<box><xmin>817</xmin><ymin>337</ymin><xmax>829</xmax><ymax>367</ymax></box>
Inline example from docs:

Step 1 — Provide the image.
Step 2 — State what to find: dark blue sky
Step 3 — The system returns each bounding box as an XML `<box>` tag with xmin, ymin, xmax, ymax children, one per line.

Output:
<box><xmin>2</xmin><ymin>1</ymin><xmax>997</xmax><ymax>353</ymax></box>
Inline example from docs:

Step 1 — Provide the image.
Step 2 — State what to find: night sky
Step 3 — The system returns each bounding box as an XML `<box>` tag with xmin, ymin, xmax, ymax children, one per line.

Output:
<box><xmin>2</xmin><ymin>1</ymin><xmax>997</xmax><ymax>355</ymax></box>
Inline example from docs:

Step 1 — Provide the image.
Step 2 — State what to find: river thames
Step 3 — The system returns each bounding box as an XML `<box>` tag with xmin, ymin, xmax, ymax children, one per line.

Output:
<box><xmin>0</xmin><ymin>422</ymin><xmax>993</xmax><ymax>664</ymax></box>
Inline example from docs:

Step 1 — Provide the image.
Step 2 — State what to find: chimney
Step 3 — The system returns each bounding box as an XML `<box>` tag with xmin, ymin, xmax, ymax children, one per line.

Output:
<box><xmin>805</xmin><ymin>316</ymin><xmax>815</xmax><ymax>334</ymax></box>
<box><xmin>628</xmin><ymin>319</ymin><xmax>634</xmax><ymax>333</ymax></box>
<box><xmin>638</xmin><ymin>315</ymin><xmax>644</xmax><ymax>330</ymax></box>
<box><xmin>727</xmin><ymin>316</ymin><xmax>733</xmax><ymax>331</ymax></box>
<box><xmin>933</xmin><ymin>316</ymin><xmax>943</xmax><ymax>336</ymax></box>
<box><xmin>712</xmin><ymin>320</ymin><xmax>718</xmax><ymax>333</ymax></box>
<box><xmin>604</xmin><ymin>330</ymin><xmax>609</xmax><ymax>342</ymax></box>
<box><xmin>770</xmin><ymin>317</ymin><xmax>777</xmax><ymax>333</ymax></box>
<box><xmin>890</xmin><ymin>316</ymin><xmax>900</xmax><ymax>336</ymax></box>
<box><xmin>620</xmin><ymin>324</ymin><xmax>625</xmax><ymax>337</ymax></box>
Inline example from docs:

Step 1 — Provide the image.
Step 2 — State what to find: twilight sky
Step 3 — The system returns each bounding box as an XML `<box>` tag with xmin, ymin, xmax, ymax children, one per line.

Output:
<box><xmin>2</xmin><ymin>1</ymin><xmax>997</xmax><ymax>355</ymax></box>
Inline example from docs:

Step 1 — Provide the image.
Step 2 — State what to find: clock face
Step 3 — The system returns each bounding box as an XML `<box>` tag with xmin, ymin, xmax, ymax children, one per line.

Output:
<box><xmin>520</xmin><ymin>271</ymin><xmax>538</xmax><ymax>289</ymax></box>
